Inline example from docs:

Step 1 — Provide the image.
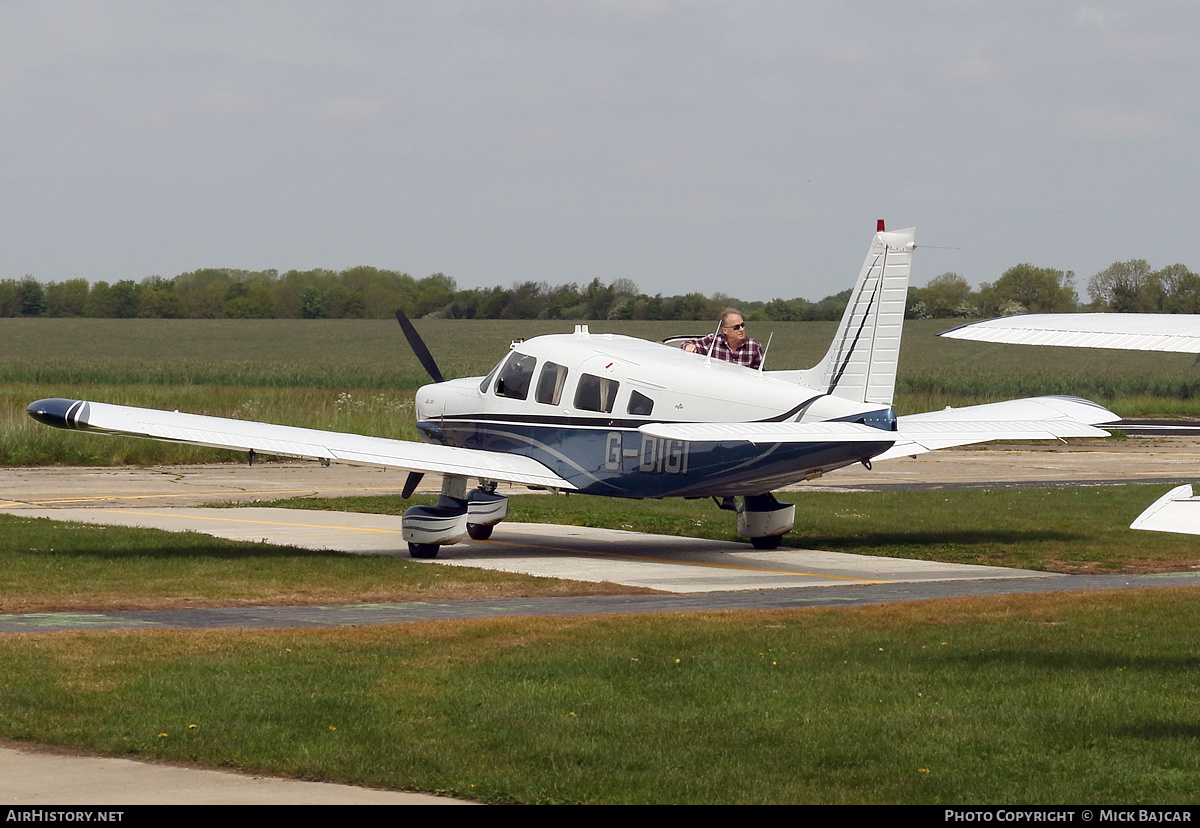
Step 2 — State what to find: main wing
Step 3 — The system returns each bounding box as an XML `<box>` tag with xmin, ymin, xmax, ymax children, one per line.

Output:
<box><xmin>639</xmin><ymin>396</ymin><xmax>1115</xmax><ymax>459</ymax></box>
<box><xmin>939</xmin><ymin>313</ymin><xmax>1200</xmax><ymax>353</ymax></box>
<box><xmin>26</xmin><ymin>398</ymin><xmax>574</xmax><ymax>491</ymax></box>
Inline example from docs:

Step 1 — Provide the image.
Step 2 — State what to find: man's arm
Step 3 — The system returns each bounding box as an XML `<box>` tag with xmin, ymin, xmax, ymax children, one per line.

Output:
<box><xmin>747</xmin><ymin>339</ymin><xmax>763</xmax><ymax>369</ymax></box>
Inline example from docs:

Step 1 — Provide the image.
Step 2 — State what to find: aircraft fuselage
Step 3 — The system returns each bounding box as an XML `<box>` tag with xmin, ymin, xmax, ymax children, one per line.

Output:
<box><xmin>415</xmin><ymin>328</ymin><xmax>896</xmax><ymax>498</ymax></box>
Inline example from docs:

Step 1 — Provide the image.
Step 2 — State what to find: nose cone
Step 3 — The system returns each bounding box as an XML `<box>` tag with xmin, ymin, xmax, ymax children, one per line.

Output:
<box><xmin>414</xmin><ymin>383</ymin><xmax>442</xmax><ymax>421</ymax></box>
<box><xmin>27</xmin><ymin>398</ymin><xmax>89</xmax><ymax>429</ymax></box>
<box><xmin>414</xmin><ymin>377</ymin><xmax>483</xmax><ymax>421</ymax></box>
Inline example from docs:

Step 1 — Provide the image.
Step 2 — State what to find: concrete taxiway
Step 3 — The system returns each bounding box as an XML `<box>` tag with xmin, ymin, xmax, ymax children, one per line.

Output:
<box><xmin>0</xmin><ymin>742</ymin><xmax>467</xmax><ymax>805</ymax></box>
<box><xmin>5</xmin><ymin>505</ymin><xmax>1055</xmax><ymax>595</ymax></box>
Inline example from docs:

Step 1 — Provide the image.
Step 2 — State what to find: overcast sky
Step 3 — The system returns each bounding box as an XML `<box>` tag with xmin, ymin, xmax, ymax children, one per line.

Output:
<box><xmin>2</xmin><ymin>1</ymin><xmax>1197</xmax><ymax>302</ymax></box>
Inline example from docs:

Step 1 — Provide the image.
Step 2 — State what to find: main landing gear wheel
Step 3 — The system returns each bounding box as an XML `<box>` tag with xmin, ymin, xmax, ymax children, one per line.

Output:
<box><xmin>750</xmin><ymin>535</ymin><xmax>783</xmax><ymax>550</ymax></box>
<box><xmin>466</xmin><ymin>523</ymin><xmax>494</xmax><ymax>541</ymax></box>
<box><xmin>408</xmin><ymin>543</ymin><xmax>440</xmax><ymax>559</ymax></box>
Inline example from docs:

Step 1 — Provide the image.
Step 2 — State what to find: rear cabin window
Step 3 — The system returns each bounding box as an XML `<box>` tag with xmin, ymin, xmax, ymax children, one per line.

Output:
<box><xmin>574</xmin><ymin>373</ymin><xmax>620</xmax><ymax>413</ymax></box>
<box><xmin>535</xmin><ymin>362</ymin><xmax>569</xmax><ymax>406</ymax></box>
<box><xmin>627</xmin><ymin>390</ymin><xmax>655</xmax><ymax>416</ymax></box>
<box><xmin>494</xmin><ymin>352</ymin><xmax>536</xmax><ymax>400</ymax></box>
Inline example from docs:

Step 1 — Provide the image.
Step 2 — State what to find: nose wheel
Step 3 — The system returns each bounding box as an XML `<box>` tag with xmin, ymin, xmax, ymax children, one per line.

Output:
<box><xmin>735</xmin><ymin>493</ymin><xmax>795</xmax><ymax>549</ymax></box>
<box><xmin>408</xmin><ymin>543</ymin><xmax>440</xmax><ymax>558</ymax></box>
<box><xmin>750</xmin><ymin>534</ymin><xmax>782</xmax><ymax>550</ymax></box>
<box><xmin>466</xmin><ymin>523</ymin><xmax>494</xmax><ymax>541</ymax></box>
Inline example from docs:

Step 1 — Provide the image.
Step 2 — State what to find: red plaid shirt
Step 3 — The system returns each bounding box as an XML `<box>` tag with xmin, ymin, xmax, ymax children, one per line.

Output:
<box><xmin>682</xmin><ymin>334</ymin><xmax>763</xmax><ymax>369</ymax></box>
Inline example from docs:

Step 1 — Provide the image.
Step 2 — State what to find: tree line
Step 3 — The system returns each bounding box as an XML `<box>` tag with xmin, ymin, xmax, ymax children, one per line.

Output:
<box><xmin>0</xmin><ymin>266</ymin><xmax>853</xmax><ymax>323</ymax></box>
<box><xmin>908</xmin><ymin>259</ymin><xmax>1200</xmax><ymax>319</ymax></box>
<box><xmin>2</xmin><ymin>258</ymin><xmax>1196</xmax><ymax>322</ymax></box>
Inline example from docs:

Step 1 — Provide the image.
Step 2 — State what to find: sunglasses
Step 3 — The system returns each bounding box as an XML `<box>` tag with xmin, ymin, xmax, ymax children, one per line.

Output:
<box><xmin>725</xmin><ymin>323</ymin><xmax>745</xmax><ymax>330</ymax></box>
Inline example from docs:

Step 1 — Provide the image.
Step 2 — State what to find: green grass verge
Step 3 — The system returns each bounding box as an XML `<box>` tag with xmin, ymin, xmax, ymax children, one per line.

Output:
<box><xmin>262</xmin><ymin>485</ymin><xmax>1200</xmax><ymax>574</ymax></box>
<box><xmin>2</xmin><ymin>589</ymin><xmax>1199</xmax><ymax>803</ymax></box>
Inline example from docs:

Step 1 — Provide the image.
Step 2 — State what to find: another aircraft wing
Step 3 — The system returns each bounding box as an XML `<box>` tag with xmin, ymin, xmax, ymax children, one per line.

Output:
<box><xmin>26</xmin><ymin>398</ymin><xmax>575</xmax><ymax>491</ymax></box>
<box><xmin>639</xmin><ymin>396</ymin><xmax>1115</xmax><ymax>459</ymax></box>
<box><xmin>1130</xmin><ymin>484</ymin><xmax>1200</xmax><ymax>535</ymax></box>
<box><xmin>939</xmin><ymin>313</ymin><xmax>1200</xmax><ymax>353</ymax></box>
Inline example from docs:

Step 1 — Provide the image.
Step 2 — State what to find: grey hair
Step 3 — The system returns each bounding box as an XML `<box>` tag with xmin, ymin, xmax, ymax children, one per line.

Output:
<box><xmin>720</xmin><ymin>308</ymin><xmax>743</xmax><ymax>327</ymax></box>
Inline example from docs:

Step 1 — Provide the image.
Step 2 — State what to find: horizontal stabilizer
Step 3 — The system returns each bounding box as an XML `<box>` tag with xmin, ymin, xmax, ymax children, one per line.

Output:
<box><xmin>26</xmin><ymin>398</ymin><xmax>574</xmax><ymax>491</ymax></box>
<box><xmin>639</xmin><ymin>396</ymin><xmax>1114</xmax><ymax>458</ymax></box>
<box><xmin>1130</xmin><ymin>484</ymin><xmax>1200</xmax><ymax>535</ymax></box>
<box><xmin>940</xmin><ymin>313</ymin><xmax>1200</xmax><ymax>354</ymax></box>
<box><xmin>871</xmin><ymin>395</ymin><xmax>1115</xmax><ymax>460</ymax></box>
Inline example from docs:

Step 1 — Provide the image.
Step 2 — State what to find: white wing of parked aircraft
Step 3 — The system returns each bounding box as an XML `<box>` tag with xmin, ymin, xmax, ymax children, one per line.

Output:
<box><xmin>939</xmin><ymin>313</ymin><xmax>1200</xmax><ymax>353</ymax></box>
<box><xmin>1129</xmin><ymin>484</ymin><xmax>1200</xmax><ymax>535</ymax></box>
<box><xmin>939</xmin><ymin>312</ymin><xmax>1200</xmax><ymax>535</ymax></box>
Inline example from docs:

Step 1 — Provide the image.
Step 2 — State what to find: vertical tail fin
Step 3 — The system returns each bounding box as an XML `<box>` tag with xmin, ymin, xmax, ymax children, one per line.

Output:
<box><xmin>797</xmin><ymin>226</ymin><xmax>915</xmax><ymax>405</ymax></box>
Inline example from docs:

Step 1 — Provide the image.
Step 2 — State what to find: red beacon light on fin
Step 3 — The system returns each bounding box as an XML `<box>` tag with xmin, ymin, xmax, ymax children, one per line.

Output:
<box><xmin>877</xmin><ymin>219</ymin><xmax>885</xmax><ymax>232</ymax></box>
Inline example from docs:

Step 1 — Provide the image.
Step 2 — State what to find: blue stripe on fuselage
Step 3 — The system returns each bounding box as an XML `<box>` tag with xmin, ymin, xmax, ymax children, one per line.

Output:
<box><xmin>418</xmin><ymin>419</ymin><xmax>892</xmax><ymax>498</ymax></box>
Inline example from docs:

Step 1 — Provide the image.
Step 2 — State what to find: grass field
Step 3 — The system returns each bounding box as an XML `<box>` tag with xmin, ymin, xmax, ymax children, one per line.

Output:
<box><xmin>4</xmin><ymin>317</ymin><xmax>1200</xmax><ymax>464</ymax></box>
<box><xmin>2</xmin><ymin>587</ymin><xmax>1199</xmax><ymax>804</ymax></box>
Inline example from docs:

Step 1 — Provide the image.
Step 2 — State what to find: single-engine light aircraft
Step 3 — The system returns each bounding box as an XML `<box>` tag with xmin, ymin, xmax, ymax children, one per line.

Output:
<box><xmin>28</xmin><ymin>225</ymin><xmax>1117</xmax><ymax>558</ymax></box>
<box><xmin>941</xmin><ymin>312</ymin><xmax>1200</xmax><ymax>535</ymax></box>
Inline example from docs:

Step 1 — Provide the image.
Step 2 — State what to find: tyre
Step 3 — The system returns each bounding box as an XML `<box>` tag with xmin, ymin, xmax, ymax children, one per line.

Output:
<box><xmin>408</xmin><ymin>543</ymin><xmax>440</xmax><ymax>559</ymax></box>
<box><xmin>750</xmin><ymin>534</ymin><xmax>782</xmax><ymax>550</ymax></box>
<box><xmin>466</xmin><ymin>523</ymin><xmax>494</xmax><ymax>541</ymax></box>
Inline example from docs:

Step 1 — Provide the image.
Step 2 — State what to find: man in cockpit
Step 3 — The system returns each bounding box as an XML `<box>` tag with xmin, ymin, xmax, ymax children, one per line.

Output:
<box><xmin>681</xmin><ymin>309</ymin><xmax>763</xmax><ymax>369</ymax></box>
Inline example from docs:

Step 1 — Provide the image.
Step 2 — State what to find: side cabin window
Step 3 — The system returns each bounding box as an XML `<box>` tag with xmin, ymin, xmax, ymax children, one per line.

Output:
<box><xmin>535</xmin><ymin>362</ymin><xmax>569</xmax><ymax>406</ymax></box>
<box><xmin>627</xmin><ymin>390</ymin><xmax>654</xmax><ymax>416</ymax></box>
<box><xmin>574</xmin><ymin>373</ymin><xmax>619</xmax><ymax>413</ymax></box>
<box><xmin>495</xmin><ymin>352</ymin><xmax>536</xmax><ymax>400</ymax></box>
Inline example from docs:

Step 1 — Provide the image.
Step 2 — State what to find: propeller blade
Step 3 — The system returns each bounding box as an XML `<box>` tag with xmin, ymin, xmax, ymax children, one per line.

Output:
<box><xmin>394</xmin><ymin>309</ymin><xmax>444</xmax><ymax>383</ymax></box>
<box><xmin>402</xmin><ymin>471</ymin><xmax>424</xmax><ymax>499</ymax></box>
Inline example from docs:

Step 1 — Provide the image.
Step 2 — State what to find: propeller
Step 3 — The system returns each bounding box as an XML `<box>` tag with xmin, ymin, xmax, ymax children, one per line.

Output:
<box><xmin>402</xmin><ymin>471</ymin><xmax>424</xmax><ymax>499</ymax></box>
<box><xmin>394</xmin><ymin>309</ymin><xmax>444</xmax><ymax>384</ymax></box>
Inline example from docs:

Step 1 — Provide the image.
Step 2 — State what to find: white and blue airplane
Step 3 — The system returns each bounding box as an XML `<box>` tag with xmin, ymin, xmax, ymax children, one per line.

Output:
<box><xmin>27</xmin><ymin>225</ymin><xmax>1117</xmax><ymax>557</ymax></box>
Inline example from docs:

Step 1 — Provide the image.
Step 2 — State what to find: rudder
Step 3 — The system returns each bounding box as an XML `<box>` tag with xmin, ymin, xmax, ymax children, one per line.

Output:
<box><xmin>796</xmin><ymin>226</ymin><xmax>915</xmax><ymax>405</ymax></box>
